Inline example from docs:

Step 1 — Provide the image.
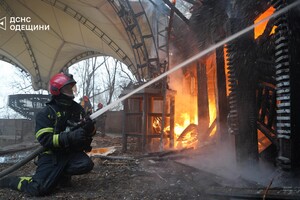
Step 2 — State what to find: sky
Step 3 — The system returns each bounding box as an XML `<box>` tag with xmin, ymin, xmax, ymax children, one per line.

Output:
<box><xmin>0</xmin><ymin>61</ymin><xmax>18</xmax><ymax>106</ymax></box>
<box><xmin>0</xmin><ymin>60</ymin><xmax>35</xmax><ymax>118</ymax></box>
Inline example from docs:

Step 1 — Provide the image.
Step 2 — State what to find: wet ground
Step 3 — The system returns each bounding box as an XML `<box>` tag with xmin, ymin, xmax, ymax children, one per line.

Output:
<box><xmin>0</xmin><ymin>134</ymin><xmax>300</xmax><ymax>200</ymax></box>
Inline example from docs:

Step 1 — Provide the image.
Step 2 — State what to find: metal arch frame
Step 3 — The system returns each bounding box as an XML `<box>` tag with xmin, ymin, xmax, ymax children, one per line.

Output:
<box><xmin>161</xmin><ymin>0</ymin><xmax>189</xmax><ymax>24</ymax></box>
<box><xmin>0</xmin><ymin>0</ymin><xmax>42</xmax><ymax>88</ymax></box>
<box><xmin>40</xmin><ymin>0</ymin><xmax>138</xmax><ymax>80</ymax></box>
<box><xmin>0</xmin><ymin>54</ymin><xmax>31</xmax><ymax>78</ymax></box>
<box><xmin>148</xmin><ymin>0</ymin><xmax>191</xmax><ymax>72</ymax></box>
<box><xmin>108</xmin><ymin>0</ymin><xmax>160</xmax><ymax>81</ymax></box>
<box><xmin>151</xmin><ymin>0</ymin><xmax>174</xmax><ymax>72</ymax></box>
<box><xmin>8</xmin><ymin>94</ymin><xmax>51</xmax><ymax>120</ymax></box>
<box><xmin>61</xmin><ymin>51</ymin><xmax>104</xmax><ymax>70</ymax></box>
<box><xmin>0</xmin><ymin>54</ymin><xmax>22</xmax><ymax>70</ymax></box>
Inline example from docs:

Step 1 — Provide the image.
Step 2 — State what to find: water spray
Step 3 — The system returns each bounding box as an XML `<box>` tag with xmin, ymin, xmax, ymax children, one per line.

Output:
<box><xmin>0</xmin><ymin>0</ymin><xmax>299</xmax><ymax>179</ymax></box>
<box><xmin>90</xmin><ymin>0</ymin><xmax>300</xmax><ymax>121</ymax></box>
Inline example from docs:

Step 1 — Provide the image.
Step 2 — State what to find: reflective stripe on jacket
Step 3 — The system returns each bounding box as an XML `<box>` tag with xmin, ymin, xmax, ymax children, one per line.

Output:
<box><xmin>35</xmin><ymin>99</ymin><xmax>85</xmax><ymax>150</ymax></box>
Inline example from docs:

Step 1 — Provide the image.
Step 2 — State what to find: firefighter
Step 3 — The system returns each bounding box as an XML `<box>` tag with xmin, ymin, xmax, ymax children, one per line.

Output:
<box><xmin>0</xmin><ymin>72</ymin><xmax>95</xmax><ymax>196</ymax></box>
<box><xmin>96</xmin><ymin>102</ymin><xmax>106</xmax><ymax>136</ymax></box>
<box><xmin>80</xmin><ymin>95</ymin><xmax>93</xmax><ymax>114</ymax></box>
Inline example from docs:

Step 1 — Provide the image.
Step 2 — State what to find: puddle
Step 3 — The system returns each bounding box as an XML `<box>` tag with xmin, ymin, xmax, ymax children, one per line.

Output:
<box><xmin>0</xmin><ymin>146</ymin><xmax>117</xmax><ymax>164</ymax></box>
<box><xmin>0</xmin><ymin>150</ymin><xmax>32</xmax><ymax>164</ymax></box>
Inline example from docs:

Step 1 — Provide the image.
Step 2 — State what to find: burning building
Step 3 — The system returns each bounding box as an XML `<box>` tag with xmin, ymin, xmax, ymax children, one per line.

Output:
<box><xmin>120</xmin><ymin>0</ymin><xmax>300</xmax><ymax>173</ymax></box>
<box><xmin>176</xmin><ymin>0</ymin><xmax>300</xmax><ymax>171</ymax></box>
<box><xmin>0</xmin><ymin>0</ymin><xmax>300</xmax><ymax>174</ymax></box>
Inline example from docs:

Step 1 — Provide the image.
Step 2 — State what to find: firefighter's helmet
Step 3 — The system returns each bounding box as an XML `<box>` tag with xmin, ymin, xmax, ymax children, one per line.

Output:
<box><xmin>83</xmin><ymin>96</ymin><xmax>89</xmax><ymax>102</ymax></box>
<box><xmin>97</xmin><ymin>102</ymin><xmax>103</xmax><ymax>109</ymax></box>
<box><xmin>49</xmin><ymin>73</ymin><xmax>76</xmax><ymax>96</ymax></box>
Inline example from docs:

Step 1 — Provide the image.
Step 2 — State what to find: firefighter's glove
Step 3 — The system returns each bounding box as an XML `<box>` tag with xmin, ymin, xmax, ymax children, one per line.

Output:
<box><xmin>82</xmin><ymin>118</ymin><xmax>96</xmax><ymax>137</ymax></box>
<box><xmin>60</xmin><ymin>128</ymin><xmax>87</xmax><ymax>150</ymax></box>
<box><xmin>83</xmin><ymin>136</ymin><xmax>93</xmax><ymax>152</ymax></box>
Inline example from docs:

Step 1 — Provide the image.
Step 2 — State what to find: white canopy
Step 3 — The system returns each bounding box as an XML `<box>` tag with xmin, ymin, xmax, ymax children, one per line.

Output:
<box><xmin>0</xmin><ymin>0</ymin><xmax>138</xmax><ymax>90</ymax></box>
<box><xmin>0</xmin><ymin>0</ymin><xmax>193</xmax><ymax>90</ymax></box>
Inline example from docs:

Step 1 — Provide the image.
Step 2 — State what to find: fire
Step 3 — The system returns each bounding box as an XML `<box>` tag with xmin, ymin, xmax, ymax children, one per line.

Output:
<box><xmin>153</xmin><ymin>117</ymin><xmax>162</xmax><ymax>133</ymax></box>
<box><xmin>161</xmin><ymin>87</ymin><xmax>217</xmax><ymax>149</ymax></box>
<box><xmin>151</xmin><ymin>7</ymin><xmax>277</xmax><ymax>152</ymax></box>
<box><xmin>174</xmin><ymin>113</ymin><xmax>195</xmax><ymax>136</ymax></box>
<box><xmin>254</xmin><ymin>7</ymin><xmax>276</xmax><ymax>39</ymax></box>
<box><xmin>159</xmin><ymin>54</ymin><xmax>219</xmax><ymax>150</ymax></box>
<box><xmin>162</xmin><ymin>112</ymin><xmax>198</xmax><ymax>149</ymax></box>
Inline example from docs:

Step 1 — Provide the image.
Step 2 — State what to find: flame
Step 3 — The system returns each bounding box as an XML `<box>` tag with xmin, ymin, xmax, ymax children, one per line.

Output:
<box><xmin>162</xmin><ymin>112</ymin><xmax>198</xmax><ymax>147</ymax></box>
<box><xmin>254</xmin><ymin>7</ymin><xmax>276</xmax><ymax>39</ymax></box>
<box><xmin>153</xmin><ymin>117</ymin><xmax>162</xmax><ymax>133</ymax></box>
<box><xmin>152</xmin><ymin>7</ymin><xmax>277</xmax><ymax>152</ymax></box>
<box><xmin>173</xmin><ymin>113</ymin><xmax>195</xmax><ymax>135</ymax></box>
<box><xmin>224</xmin><ymin>7</ymin><xmax>276</xmax><ymax>96</ymax></box>
<box><xmin>257</xmin><ymin>130</ymin><xmax>272</xmax><ymax>153</ymax></box>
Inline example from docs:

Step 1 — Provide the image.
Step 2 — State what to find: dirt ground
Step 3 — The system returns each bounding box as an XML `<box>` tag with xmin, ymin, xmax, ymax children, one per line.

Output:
<box><xmin>0</xmin><ymin>134</ymin><xmax>276</xmax><ymax>200</ymax></box>
<box><xmin>0</xmin><ymin>134</ymin><xmax>225</xmax><ymax>199</ymax></box>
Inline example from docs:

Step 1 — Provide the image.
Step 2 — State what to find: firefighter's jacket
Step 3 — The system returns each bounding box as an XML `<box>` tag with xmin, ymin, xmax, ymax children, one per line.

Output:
<box><xmin>35</xmin><ymin>99</ymin><xmax>86</xmax><ymax>151</ymax></box>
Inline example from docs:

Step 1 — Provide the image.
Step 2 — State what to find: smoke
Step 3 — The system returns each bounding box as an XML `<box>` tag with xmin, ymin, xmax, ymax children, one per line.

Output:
<box><xmin>177</xmin><ymin>137</ymin><xmax>280</xmax><ymax>188</ymax></box>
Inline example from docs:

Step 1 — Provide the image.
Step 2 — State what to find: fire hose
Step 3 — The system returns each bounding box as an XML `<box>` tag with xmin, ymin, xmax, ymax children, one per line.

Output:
<box><xmin>0</xmin><ymin>108</ymin><xmax>104</xmax><ymax>179</ymax></box>
<box><xmin>0</xmin><ymin>146</ymin><xmax>44</xmax><ymax>178</ymax></box>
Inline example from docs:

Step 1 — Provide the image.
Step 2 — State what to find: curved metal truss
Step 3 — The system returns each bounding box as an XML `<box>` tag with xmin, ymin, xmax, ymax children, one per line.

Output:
<box><xmin>108</xmin><ymin>0</ymin><xmax>184</xmax><ymax>82</ymax></box>
<box><xmin>108</xmin><ymin>0</ymin><xmax>160</xmax><ymax>81</ymax></box>
<box><xmin>41</xmin><ymin>0</ymin><xmax>137</xmax><ymax>79</ymax></box>
<box><xmin>8</xmin><ymin>94</ymin><xmax>51</xmax><ymax>120</ymax></box>
<box><xmin>0</xmin><ymin>0</ymin><xmax>42</xmax><ymax>88</ymax></box>
<box><xmin>62</xmin><ymin>51</ymin><xmax>103</xmax><ymax>70</ymax></box>
<box><xmin>0</xmin><ymin>55</ymin><xmax>31</xmax><ymax>78</ymax></box>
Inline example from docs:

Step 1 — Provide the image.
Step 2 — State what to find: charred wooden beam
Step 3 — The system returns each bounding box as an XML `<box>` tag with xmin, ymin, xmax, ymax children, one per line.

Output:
<box><xmin>274</xmin><ymin>0</ymin><xmax>300</xmax><ymax>169</ymax></box>
<box><xmin>136</xmin><ymin>147</ymin><xmax>194</xmax><ymax>159</ymax></box>
<box><xmin>227</xmin><ymin>1</ymin><xmax>259</xmax><ymax>165</ymax></box>
<box><xmin>257</xmin><ymin>82</ymin><xmax>277</xmax><ymax>143</ymax></box>
<box><xmin>197</xmin><ymin>62</ymin><xmax>210</xmax><ymax>142</ymax></box>
<box><xmin>216</xmin><ymin>46</ymin><xmax>228</xmax><ymax>141</ymax></box>
<box><xmin>177</xmin><ymin>124</ymin><xmax>197</xmax><ymax>141</ymax></box>
<box><xmin>257</xmin><ymin>121</ymin><xmax>277</xmax><ymax>146</ymax></box>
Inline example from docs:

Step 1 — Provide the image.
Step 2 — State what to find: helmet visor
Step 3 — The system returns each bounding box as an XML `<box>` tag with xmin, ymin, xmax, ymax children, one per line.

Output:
<box><xmin>60</xmin><ymin>83</ymin><xmax>76</xmax><ymax>98</ymax></box>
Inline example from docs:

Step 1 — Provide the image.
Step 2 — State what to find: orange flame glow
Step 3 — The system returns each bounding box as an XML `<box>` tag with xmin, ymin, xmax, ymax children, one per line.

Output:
<box><xmin>254</xmin><ymin>7</ymin><xmax>276</xmax><ymax>39</ymax></box>
<box><xmin>163</xmin><ymin>54</ymin><xmax>218</xmax><ymax>150</ymax></box>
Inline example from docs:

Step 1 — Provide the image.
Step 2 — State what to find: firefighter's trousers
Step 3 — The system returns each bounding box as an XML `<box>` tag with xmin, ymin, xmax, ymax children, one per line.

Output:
<box><xmin>12</xmin><ymin>151</ymin><xmax>94</xmax><ymax>196</ymax></box>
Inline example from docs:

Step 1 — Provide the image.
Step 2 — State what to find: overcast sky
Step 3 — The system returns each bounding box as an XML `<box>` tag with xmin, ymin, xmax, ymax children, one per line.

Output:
<box><xmin>0</xmin><ymin>61</ymin><xmax>17</xmax><ymax>106</ymax></box>
<box><xmin>0</xmin><ymin>60</ymin><xmax>33</xmax><ymax>118</ymax></box>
